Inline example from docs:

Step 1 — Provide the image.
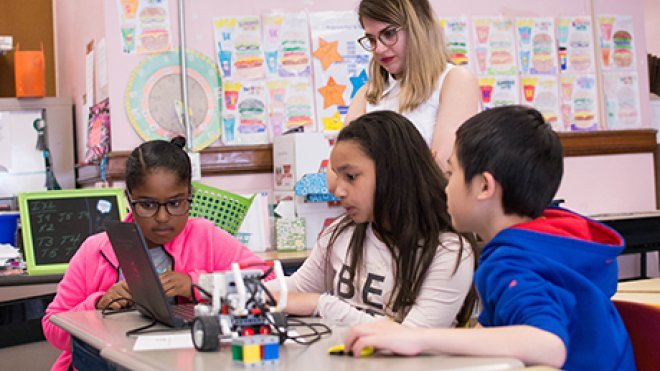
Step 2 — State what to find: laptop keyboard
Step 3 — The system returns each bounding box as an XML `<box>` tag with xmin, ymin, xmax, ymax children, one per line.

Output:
<box><xmin>172</xmin><ymin>304</ymin><xmax>196</xmax><ymax>321</ymax></box>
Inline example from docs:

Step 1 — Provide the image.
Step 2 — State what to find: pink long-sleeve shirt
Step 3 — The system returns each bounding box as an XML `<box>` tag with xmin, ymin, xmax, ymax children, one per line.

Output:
<box><xmin>43</xmin><ymin>216</ymin><xmax>264</xmax><ymax>371</ymax></box>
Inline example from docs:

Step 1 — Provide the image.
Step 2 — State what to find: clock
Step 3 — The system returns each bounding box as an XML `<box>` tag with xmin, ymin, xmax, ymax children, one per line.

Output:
<box><xmin>125</xmin><ymin>49</ymin><xmax>222</xmax><ymax>151</ymax></box>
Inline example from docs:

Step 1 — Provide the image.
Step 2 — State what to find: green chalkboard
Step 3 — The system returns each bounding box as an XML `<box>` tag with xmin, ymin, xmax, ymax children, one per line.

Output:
<box><xmin>18</xmin><ymin>188</ymin><xmax>127</xmax><ymax>275</ymax></box>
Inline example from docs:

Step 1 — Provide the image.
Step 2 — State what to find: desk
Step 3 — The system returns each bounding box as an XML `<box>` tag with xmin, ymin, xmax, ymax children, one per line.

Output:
<box><xmin>594</xmin><ymin>212</ymin><xmax>660</xmax><ymax>279</ymax></box>
<box><xmin>616</xmin><ymin>278</ymin><xmax>660</xmax><ymax>293</ymax></box>
<box><xmin>0</xmin><ymin>275</ymin><xmax>60</xmax><ymax>347</ymax></box>
<box><xmin>255</xmin><ymin>250</ymin><xmax>310</xmax><ymax>275</ymax></box>
<box><xmin>614</xmin><ymin>278</ymin><xmax>660</xmax><ymax>307</ymax></box>
<box><xmin>51</xmin><ymin>310</ymin><xmax>524</xmax><ymax>370</ymax></box>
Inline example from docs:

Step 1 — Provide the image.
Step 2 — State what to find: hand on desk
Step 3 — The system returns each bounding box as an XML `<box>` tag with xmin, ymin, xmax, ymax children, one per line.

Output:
<box><xmin>97</xmin><ymin>280</ymin><xmax>132</xmax><ymax>310</ymax></box>
<box><xmin>272</xmin><ymin>291</ymin><xmax>321</xmax><ymax>316</ymax></box>
<box><xmin>159</xmin><ymin>271</ymin><xmax>192</xmax><ymax>299</ymax></box>
<box><xmin>344</xmin><ymin>319</ymin><xmax>425</xmax><ymax>357</ymax></box>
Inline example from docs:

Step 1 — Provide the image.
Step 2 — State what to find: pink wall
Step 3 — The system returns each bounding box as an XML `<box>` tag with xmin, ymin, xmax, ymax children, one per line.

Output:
<box><xmin>52</xmin><ymin>0</ymin><xmax>107</xmax><ymax>163</ymax></box>
<box><xmin>645</xmin><ymin>0</ymin><xmax>660</xmax><ymax>56</ymax></box>
<box><xmin>98</xmin><ymin>0</ymin><xmax>651</xmax><ymax>153</ymax></box>
<box><xmin>55</xmin><ymin>0</ymin><xmax>655</xmax><ymax>211</ymax></box>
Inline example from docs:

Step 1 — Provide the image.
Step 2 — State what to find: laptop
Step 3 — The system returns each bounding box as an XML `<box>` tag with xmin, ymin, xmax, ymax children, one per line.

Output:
<box><xmin>106</xmin><ymin>221</ymin><xmax>194</xmax><ymax>328</ymax></box>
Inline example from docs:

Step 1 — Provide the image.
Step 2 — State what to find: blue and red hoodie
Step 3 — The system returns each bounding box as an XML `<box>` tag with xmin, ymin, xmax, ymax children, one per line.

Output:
<box><xmin>475</xmin><ymin>207</ymin><xmax>636</xmax><ymax>371</ymax></box>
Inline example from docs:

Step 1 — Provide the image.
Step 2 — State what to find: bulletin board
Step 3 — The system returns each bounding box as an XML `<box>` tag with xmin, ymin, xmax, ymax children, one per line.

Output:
<box><xmin>102</xmin><ymin>0</ymin><xmax>651</xmax><ymax>153</ymax></box>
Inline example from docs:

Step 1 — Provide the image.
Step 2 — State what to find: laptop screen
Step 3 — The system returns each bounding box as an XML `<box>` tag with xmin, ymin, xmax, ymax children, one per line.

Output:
<box><xmin>105</xmin><ymin>221</ymin><xmax>186</xmax><ymax>328</ymax></box>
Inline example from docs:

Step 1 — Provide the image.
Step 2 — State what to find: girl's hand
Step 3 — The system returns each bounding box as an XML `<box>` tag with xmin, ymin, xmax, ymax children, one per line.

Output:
<box><xmin>159</xmin><ymin>271</ymin><xmax>192</xmax><ymax>298</ymax></box>
<box><xmin>97</xmin><ymin>280</ymin><xmax>132</xmax><ymax>310</ymax></box>
<box><xmin>273</xmin><ymin>291</ymin><xmax>321</xmax><ymax>316</ymax></box>
<box><xmin>344</xmin><ymin>320</ymin><xmax>426</xmax><ymax>357</ymax></box>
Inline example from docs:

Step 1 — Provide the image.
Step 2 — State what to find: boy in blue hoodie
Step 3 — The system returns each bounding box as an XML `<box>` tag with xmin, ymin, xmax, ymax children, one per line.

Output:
<box><xmin>344</xmin><ymin>106</ymin><xmax>636</xmax><ymax>370</ymax></box>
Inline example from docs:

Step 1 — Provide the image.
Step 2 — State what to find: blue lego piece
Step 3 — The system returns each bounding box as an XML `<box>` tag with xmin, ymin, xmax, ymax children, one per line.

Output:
<box><xmin>262</xmin><ymin>342</ymin><xmax>279</xmax><ymax>360</ymax></box>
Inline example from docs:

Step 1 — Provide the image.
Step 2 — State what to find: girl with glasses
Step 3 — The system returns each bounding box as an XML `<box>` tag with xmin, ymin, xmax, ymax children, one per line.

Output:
<box><xmin>346</xmin><ymin>0</ymin><xmax>479</xmax><ymax>173</ymax></box>
<box><xmin>43</xmin><ymin>137</ymin><xmax>266</xmax><ymax>371</ymax></box>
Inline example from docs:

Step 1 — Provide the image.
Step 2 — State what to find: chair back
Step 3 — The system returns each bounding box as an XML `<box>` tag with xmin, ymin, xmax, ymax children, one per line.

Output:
<box><xmin>613</xmin><ymin>299</ymin><xmax>660</xmax><ymax>371</ymax></box>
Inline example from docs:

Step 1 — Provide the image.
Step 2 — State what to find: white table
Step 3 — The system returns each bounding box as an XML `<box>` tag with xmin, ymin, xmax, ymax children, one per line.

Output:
<box><xmin>51</xmin><ymin>310</ymin><xmax>524</xmax><ymax>371</ymax></box>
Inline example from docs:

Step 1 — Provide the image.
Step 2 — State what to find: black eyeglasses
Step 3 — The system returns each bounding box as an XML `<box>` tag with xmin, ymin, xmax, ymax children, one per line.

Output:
<box><xmin>357</xmin><ymin>26</ymin><xmax>402</xmax><ymax>51</ymax></box>
<box><xmin>129</xmin><ymin>197</ymin><xmax>192</xmax><ymax>217</ymax></box>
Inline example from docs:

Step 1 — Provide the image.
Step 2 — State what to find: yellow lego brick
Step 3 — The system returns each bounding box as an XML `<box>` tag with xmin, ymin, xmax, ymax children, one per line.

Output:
<box><xmin>242</xmin><ymin>344</ymin><xmax>261</xmax><ymax>363</ymax></box>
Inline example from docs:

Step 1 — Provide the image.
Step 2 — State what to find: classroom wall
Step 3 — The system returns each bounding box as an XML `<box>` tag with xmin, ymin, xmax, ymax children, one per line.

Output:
<box><xmin>54</xmin><ymin>0</ymin><xmax>655</xmax><ymax>214</ymax></box>
<box><xmin>645</xmin><ymin>0</ymin><xmax>660</xmax><ymax>56</ymax></box>
<box><xmin>52</xmin><ymin>0</ymin><xmax>107</xmax><ymax>164</ymax></box>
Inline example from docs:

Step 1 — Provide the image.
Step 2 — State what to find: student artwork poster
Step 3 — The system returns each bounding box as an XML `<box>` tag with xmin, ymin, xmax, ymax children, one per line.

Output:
<box><xmin>117</xmin><ymin>0</ymin><xmax>139</xmax><ymax>54</ymax></box>
<box><xmin>556</xmin><ymin>17</ymin><xmax>596</xmax><ymax>74</ymax></box>
<box><xmin>309</xmin><ymin>11</ymin><xmax>371</xmax><ymax>134</ymax></box>
<box><xmin>516</xmin><ymin>17</ymin><xmax>557</xmax><ymax>75</ymax></box>
<box><xmin>559</xmin><ymin>74</ymin><xmax>599</xmax><ymax>131</ymax></box>
<box><xmin>222</xmin><ymin>80</ymin><xmax>269</xmax><ymax>145</ymax></box>
<box><xmin>262</xmin><ymin>12</ymin><xmax>315</xmax><ymax>136</ymax></box>
<box><xmin>472</xmin><ymin>17</ymin><xmax>517</xmax><ymax>76</ymax></box>
<box><xmin>598</xmin><ymin>15</ymin><xmax>636</xmax><ymax>71</ymax></box>
<box><xmin>262</xmin><ymin>12</ymin><xmax>313</xmax><ymax>79</ymax></box>
<box><xmin>438</xmin><ymin>17</ymin><xmax>470</xmax><ymax>67</ymax></box>
<box><xmin>214</xmin><ymin>16</ymin><xmax>266</xmax><ymax>81</ymax></box>
<box><xmin>521</xmin><ymin>75</ymin><xmax>561</xmax><ymax>130</ymax></box>
<box><xmin>603</xmin><ymin>71</ymin><xmax>641</xmax><ymax>129</ymax></box>
<box><xmin>135</xmin><ymin>0</ymin><xmax>172</xmax><ymax>54</ymax></box>
<box><xmin>478</xmin><ymin>76</ymin><xmax>519</xmax><ymax>110</ymax></box>
<box><xmin>266</xmin><ymin>79</ymin><xmax>315</xmax><ymax>137</ymax></box>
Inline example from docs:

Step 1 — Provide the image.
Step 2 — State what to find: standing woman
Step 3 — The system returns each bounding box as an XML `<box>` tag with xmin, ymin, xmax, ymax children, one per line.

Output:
<box><xmin>346</xmin><ymin>0</ymin><xmax>479</xmax><ymax>172</ymax></box>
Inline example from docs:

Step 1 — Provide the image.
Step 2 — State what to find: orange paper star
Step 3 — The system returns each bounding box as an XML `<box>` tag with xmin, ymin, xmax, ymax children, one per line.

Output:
<box><xmin>313</xmin><ymin>38</ymin><xmax>343</xmax><ymax>70</ymax></box>
<box><xmin>318</xmin><ymin>77</ymin><xmax>346</xmax><ymax>109</ymax></box>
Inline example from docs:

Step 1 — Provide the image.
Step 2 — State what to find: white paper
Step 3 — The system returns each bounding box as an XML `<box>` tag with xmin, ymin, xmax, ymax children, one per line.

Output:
<box><xmin>237</xmin><ymin>192</ymin><xmax>273</xmax><ymax>252</ymax></box>
<box><xmin>516</xmin><ymin>17</ymin><xmax>557</xmax><ymax>75</ymax></box>
<box><xmin>0</xmin><ymin>244</ymin><xmax>20</xmax><ymax>260</ymax></box>
<box><xmin>603</xmin><ymin>71</ymin><xmax>641</xmax><ymax>129</ymax></box>
<box><xmin>274</xmin><ymin>200</ymin><xmax>295</xmax><ymax>218</ymax></box>
<box><xmin>598</xmin><ymin>15</ymin><xmax>636</xmax><ymax>71</ymax></box>
<box><xmin>473</xmin><ymin>17</ymin><xmax>517</xmax><ymax>76</ymax></box>
<box><xmin>478</xmin><ymin>76</ymin><xmax>519</xmax><ymax>110</ymax></box>
<box><xmin>309</xmin><ymin>11</ymin><xmax>371</xmax><ymax>134</ymax></box>
<box><xmin>95</xmin><ymin>38</ymin><xmax>108</xmax><ymax>100</ymax></box>
<box><xmin>438</xmin><ymin>17</ymin><xmax>471</xmax><ymax>67</ymax></box>
<box><xmin>133</xmin><ymin>333</ymin><xmax>194</xmax><ymax>351</ymax></box>
<box><xmin>557</xmin><ymin>17</ymin><xmax>596</xmax><ymax>74</ymax></box>
<box><xmin>85</xmin><ymin>48</ymin><xmax>95</xmax><ymax>105</ymax></box>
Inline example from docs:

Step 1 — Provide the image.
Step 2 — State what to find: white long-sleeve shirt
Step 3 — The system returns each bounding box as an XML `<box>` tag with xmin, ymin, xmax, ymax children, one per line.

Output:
<box><xmin>267</xmin><ymin>222</ymin><xmax>474</xmax><ymax>328</ymax></box>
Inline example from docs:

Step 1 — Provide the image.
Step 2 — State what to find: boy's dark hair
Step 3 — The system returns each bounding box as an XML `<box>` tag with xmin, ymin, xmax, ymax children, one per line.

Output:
<box><xmin>455</xmin><ymin>105</ymin><xmax>563</xmax><ymax>218</ymax></box>
<box><xmin>125</xmin><ymin>136</ymin><xmax>192</xmax><ymax>193</ymax></box>
<box><xmin>328</xmin><ymin>110</ymin><xmax>477</xmax><ymax>326</ymax></box>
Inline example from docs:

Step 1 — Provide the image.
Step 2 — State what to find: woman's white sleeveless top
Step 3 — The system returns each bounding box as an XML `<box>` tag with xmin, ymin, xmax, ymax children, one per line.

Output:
<box><xmin>366</xmin><ymin>64</ymin><xmax>456</xmax><ymax>147</ymax></box>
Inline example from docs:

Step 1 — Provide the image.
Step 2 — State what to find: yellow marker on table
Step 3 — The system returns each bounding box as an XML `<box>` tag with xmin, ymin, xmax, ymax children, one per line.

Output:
<box><xmin>327</xmin><ymin>344</ymin><xmax>374</xmax><ymax>357</ymax></box>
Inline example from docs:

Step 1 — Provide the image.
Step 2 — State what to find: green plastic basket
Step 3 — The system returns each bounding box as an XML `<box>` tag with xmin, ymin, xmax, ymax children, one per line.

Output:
<box><xmin>189</xmin><ymin>181</ymin><xmax>255</xmax><ymax>235</ymax></box>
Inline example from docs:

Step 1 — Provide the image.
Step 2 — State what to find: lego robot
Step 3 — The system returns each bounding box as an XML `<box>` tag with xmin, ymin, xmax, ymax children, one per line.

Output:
<box><xmin>191</xmin><ymin>260</ymin><xmax>288</xmax><ymax>352</ymax></box>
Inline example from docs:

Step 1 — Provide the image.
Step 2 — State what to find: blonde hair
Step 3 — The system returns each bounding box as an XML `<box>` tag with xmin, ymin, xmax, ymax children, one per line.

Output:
<box><xmin>359</xmin><ymin>0</ymin><xmax>450</xmax><ymax>113</ymax></box>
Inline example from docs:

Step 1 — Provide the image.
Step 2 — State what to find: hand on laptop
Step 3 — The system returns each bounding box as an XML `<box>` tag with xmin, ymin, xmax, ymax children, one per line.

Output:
<box><xmin>159</xmin><ymin>271</ymin><xmax>193</xmax><ymax>299</ymax></box>
<box><xmin>97</xmin><ymin>280</ymin><xmax>133</xmax><ymax>310</ymax></box>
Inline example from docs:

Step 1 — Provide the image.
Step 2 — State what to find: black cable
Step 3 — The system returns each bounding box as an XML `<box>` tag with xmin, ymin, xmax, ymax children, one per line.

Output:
<box><xmin>260</xmin><ymin>266</ymin><xmax>274</xmax><ymax>279</ymax></box>
<box><xmin>285</xmin><ymin>317</ymin><xmax>332</xmax><ymax>345</ymax></box>
<box><xmin>259</xmin><ymin>282</ymin><xmax>278</xmax><ymax>307</ymax></box>
<box><xmin>192</xmin><ymin>283</ymin><xmax>213</xmax><ymax>299</ymax></box>
<box><xmin>254</xmin><ymin>278</ymin><xmax>332</xmax><ymax>344</ymax></box>
<box><xmin>100</xmin><ymin>296</ymin><xmax>185</xmax><ymax>337</ymax></box>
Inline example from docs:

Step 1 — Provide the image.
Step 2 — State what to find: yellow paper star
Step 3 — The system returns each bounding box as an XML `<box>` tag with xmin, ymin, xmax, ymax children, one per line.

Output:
<box><xmin>313</xmin><ymin>38</ymin><xmax>343</xmax><ymax>70</ymax></box>
<box><xmin>322</xmin><ymin>112</ymin><xmax>343</xmax><ymax>131</ymax></box>
<box><xmin>318</xmin><ymin>77</ymin><xmax>346</xmax><ymax>109</ymax></box>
